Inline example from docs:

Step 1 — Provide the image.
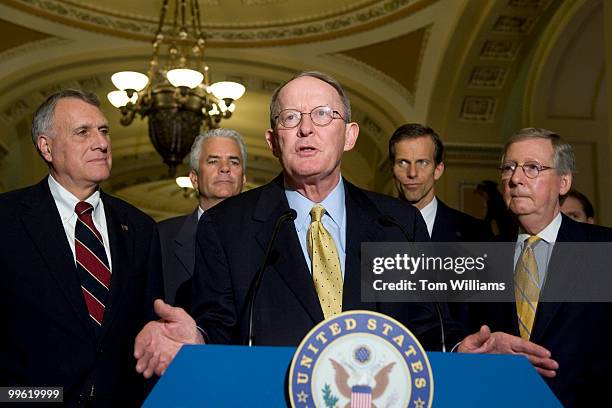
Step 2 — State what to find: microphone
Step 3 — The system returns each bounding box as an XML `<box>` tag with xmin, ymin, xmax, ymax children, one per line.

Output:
<box><xmin>246</xmin><ymin>209</ymin><xmax>297</xmax><ymax>346</ymax></box>
<box><xmin>377</xmin><ymin>215</ymin><xmax>447</xmax><ymax>352</ymax></box>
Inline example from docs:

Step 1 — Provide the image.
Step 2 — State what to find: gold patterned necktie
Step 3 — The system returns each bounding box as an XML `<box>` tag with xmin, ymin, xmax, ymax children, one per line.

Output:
<box><xmin>307</xmin><ymin>204</ymin><xmax>343</xmax><ymax>319</ymax></box>
<box><xmin>515</xmin><ymin>235</ymin><xmax>541</xmax><ymax>340</ymax></box>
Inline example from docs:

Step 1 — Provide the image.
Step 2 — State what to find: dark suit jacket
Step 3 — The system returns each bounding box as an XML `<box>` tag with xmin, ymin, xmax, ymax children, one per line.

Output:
<box><xmin>466</xmin><ymin>215</ymin><xmax>612</xmax><ymax>408</ymax></box>
<box><xmin>0</xmin><ymin>178</ymin><xmax>163</xmax><ymax>407</ymax></box>
<box><xmin>192</xmin><ymin>175</ymin><xmax>464</xmax><ymax>350</ymax></box>
<box><xmin>158</xmin><ymin>209</ymin><xmax>199</xmax><ymax>307</ymax></box>
<box><xmin>431</xmin><ymin>199</ymin><xmax>492</xmax><ymax>242</ymax></box>
<box><xmin>431</xmin><ymin>199</ymin><xmax>493</xmax><ymax>327</ymax></box>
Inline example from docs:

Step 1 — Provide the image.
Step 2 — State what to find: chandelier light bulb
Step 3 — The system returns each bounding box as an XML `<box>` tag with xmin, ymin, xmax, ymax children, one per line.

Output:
<box><xmin>107</xmin><ymin>0</ymin><xmax>247</xmax><ymax>176</ymax></box>
<box><xmin>167</xmin><ymin>68</ymin><xmax>204</xmax><ymax>89</ymax></box>
<box><xmin>111</xmin><ymin>71</ymin><xmax>149</xmax><ymax>92</ymax></box>
<box><xmin>218</xmin><ymin>100</ymin><xmax>237</xmax><ymax>113</ymax></box>
<box><xmin>107</xmin><ymin>90</ymin><xmax>138</xmax><ymax>108</ymax></box>
<box><xmin>209</xmin><ymin>81</ymin><xmax>246</xmax><ymax>101</ymax></box>
<box><xmin>208</xmin><ymin>104</ymin><xmax>221</xmax><ymax>115</ymax></box>
<box><xmin>175</xmin><ymin>176</ymin><xmax>194</xmax><ymax>189</ymax></box>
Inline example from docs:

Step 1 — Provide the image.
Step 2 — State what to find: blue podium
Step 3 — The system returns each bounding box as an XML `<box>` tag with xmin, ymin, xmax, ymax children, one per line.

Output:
<box><xmin>144</xmin><ymin>344</ymin><xmax>561</xmax><ymax>407</ymax></box>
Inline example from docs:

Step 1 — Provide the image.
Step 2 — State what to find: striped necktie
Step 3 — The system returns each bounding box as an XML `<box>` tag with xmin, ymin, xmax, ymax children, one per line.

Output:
<box><xmin>515</xmin><ymin>235</ymin><xmax>541</xmax><ymax>340</ymax></box>
<box><xmin>75</xmin><ymin>201</ymin><xmax>111</xmax><ymax>330</ymax></box>
<box><xmin>307</xmin><ymin>204</ymin><xmax>343</xmax><ymax>319</ymax></box>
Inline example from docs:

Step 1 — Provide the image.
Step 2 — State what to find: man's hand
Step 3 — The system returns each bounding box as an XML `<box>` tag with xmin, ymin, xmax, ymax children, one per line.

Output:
<box><xmin>134</xmin><ymin>299</ymin><xmax>205</xmax><ymax>378</ymax></box>
<box><xmin>458</xmin><ymin>325</ymin><xmax>559</xmax><ymax>378</ymax></box>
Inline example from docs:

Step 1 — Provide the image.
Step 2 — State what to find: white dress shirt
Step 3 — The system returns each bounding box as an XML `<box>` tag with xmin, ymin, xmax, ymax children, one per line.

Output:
<box><xmin>418</xmin><ymin>196</ymin><xmax>438</xmax><ymax>238</ymax></box>
<box><xmin>285</xmin><ymin>178</ymin><xmax>347</xmax><ymax>278</ymax></box>
<box><xmin>48</xmin><ymin>175</ymin><xmax>112</xmax><ymax>270</ymax></box>
<box><xmin>514</xmin><ymin>212</ymin><xmax>562</xmax><ymax>285</ymax></box>
<box><xmin>197</xmin><ymin>206</ymin><xmax>205</xmax><ymax>220</ymax></box>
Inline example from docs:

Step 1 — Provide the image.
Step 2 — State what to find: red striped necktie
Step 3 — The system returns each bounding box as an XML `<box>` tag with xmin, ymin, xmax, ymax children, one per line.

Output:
<box><xmin>75</xmin><ymin>201</ymin><xmax>111</xmax><ymax>331</ymax></box>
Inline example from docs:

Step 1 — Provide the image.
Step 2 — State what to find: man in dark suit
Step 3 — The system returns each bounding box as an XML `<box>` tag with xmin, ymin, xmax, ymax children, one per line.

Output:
<box><xmin>134</xmin><ymin>71</ymin><xmax>462</xmax><ymax>377</ymax></box>
<box><xmin>0</xmin><ymin>89</ymin><xmax>162</xmax><ymax>406</ymax></box>
<box><xmin>388</xmin><ymin>123</ymin><xmax>492</xmax><ymax>242</ymax></box>
<box><xmin>560</xmin><ymin>188</ymin><xmax>595</xmax><ymax>224</ymax></box>
<box><xmin>458</xmin><ymin>128</ymin><xmax>611</xmax><ymax>407</ymax></box>
<box><xmin>388</xmin><ymin>124</ymin><xmax>493</xmax><ymax>328</ymax></box>
<box><xmin>158</xmin><ymin>128</ymin><xmax>246</xmax><ymax>307</ymax></box>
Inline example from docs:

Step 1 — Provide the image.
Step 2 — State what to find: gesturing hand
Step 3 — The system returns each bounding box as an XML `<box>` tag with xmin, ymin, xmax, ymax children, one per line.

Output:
<box><xmin>134</xmin><ymin>299</ymin><xmax>205</xmax><ymax>378</ymax></box>
<box><xmin>458</xmin><ymin>325</ymin><xmax>559</xmax><ymax>378</ymax></box>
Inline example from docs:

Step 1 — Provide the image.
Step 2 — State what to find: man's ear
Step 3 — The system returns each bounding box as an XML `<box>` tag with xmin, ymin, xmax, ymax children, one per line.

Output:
<box><xmin>434</xmin><ymin>161</ymin><xmax>445</xmax><ymax>181</ymax></box>
<box><xmin>265</xmin><ymin>129</ymin><xmax>279</xmax><ymax>157</ymax></box>
<box><xmin>343</xmin><ymin>122</ymin><xmax>359</xmax><ymax>152</ymax></box>
<box><xmin>189</xmin><ymin>170</ymin><xmax>199</xmax><ymax>193</ymax></box>
<box><xmin>37</xmin><ymin>135</ymin><xmax>53</xmax><ymax>162</ymax></box>
<box><xmin>559</xmin><ymin>173</ymin><xmax>572</xmax><ymax>196</ymax></box>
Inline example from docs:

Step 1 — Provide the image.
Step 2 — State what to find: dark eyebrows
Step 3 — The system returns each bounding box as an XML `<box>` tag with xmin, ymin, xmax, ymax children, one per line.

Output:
<box><xmin>72</xmin><ymin>122</ymin><xmax>109</xmax><ymax>133</ymax></box>
<box><xmin>206</xmin><ymin>154</ymin><xmax>241</xmax><ymax>162</ymax></box>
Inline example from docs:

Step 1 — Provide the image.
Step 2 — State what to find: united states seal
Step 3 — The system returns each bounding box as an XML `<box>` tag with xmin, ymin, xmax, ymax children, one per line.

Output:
<box><xmin>289</xmin><ymin>310</ymin><xmax>433</xmax><ymax>408</ymax></box>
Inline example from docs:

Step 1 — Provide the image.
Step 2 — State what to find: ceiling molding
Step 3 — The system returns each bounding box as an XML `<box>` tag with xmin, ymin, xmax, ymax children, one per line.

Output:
<box><xmin>337</xmin><ymin>26</ymin><xmax>430</xmax><ymax>100</ymax></box>
<box><xmin>444</xmin><ymin>143</ymin><xmax>503</xmax><ymax>165</ymax></box>
<box><xmin>4</xmin><ymin>0</ymin><xmax>437</xmax><ymax>46</ymax></box>
<box><xmin>0</xmin><ymin>37</ymin><xmax>70</xmax><ymax>63</ymax></box>
<box><xmin>0</xmin><ymin>74</ymin><xmax>103</xmax><ymax>126</ymax></box>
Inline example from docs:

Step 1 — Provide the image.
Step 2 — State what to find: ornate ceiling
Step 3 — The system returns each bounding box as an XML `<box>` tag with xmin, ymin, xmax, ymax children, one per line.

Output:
<box><xmin>0</xmin><ymin>0</ymin><xmax>608</xmax><ymax>222</ymax></box>
<box><xmin>3</xmin><ymin>0</ymin><xmax>434</xmax><ymax>45</ymax></box>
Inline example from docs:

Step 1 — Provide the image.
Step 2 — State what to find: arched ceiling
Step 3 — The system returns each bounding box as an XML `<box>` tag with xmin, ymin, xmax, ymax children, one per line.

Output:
<box><xmin>2</xmin><ymin>0</ymin><xmax>435</xmax><ymax>45</ymax></box>
<box><xmin>0</xmin><ymin>0</ymin><xmax>604</xmax><ymax>220</ymax></box>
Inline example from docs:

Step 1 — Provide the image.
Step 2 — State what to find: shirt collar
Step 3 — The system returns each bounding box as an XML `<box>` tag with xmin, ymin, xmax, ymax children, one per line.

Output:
<box><xmin>197</xmin><ymin>206</ymin><xmax>205</xmax><ymax>220</ymax></box>
<box><xmin>48</xmin><ymin>174</ymin><xmax>101</xmax><ymax>222</ymax></box>
<box><xmin>285</xmin><ymin>177</ymin><xmax>345</xmax><ymax>233</ymax></box>
<box><xmin>517</xmin><ymin>211</ymin><xmax>562</xmax><ymax>247</ymax></box>
<box><xmin>419</xmin><ymin>196</ymin><xmax>438</xmax><ymax>232</ymax></box>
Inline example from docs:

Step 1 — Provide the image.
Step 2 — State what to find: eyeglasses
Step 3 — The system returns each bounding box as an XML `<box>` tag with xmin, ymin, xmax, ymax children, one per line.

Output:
<box><xmin>274</xmin><ymin>106</ymin><xmax>345</xmax><ymax>128</ymax></box>
<box><xmin>499</xmin><ymin>161</ymin><xmax>555</xmax><ymax>179</ymax></box>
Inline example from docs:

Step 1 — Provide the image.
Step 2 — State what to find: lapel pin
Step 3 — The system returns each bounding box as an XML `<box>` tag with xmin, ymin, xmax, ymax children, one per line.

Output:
<box><xmin>121</xmin><ymin>224</ymin><xmax>129</xmax><ymax>231</ymax></box>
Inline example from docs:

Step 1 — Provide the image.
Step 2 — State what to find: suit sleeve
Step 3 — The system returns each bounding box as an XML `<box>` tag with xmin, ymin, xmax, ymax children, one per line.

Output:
<box><xmin>191</xmin><ymin>213</ymin><xmax>237</xmax><ymax>344</ymax></box>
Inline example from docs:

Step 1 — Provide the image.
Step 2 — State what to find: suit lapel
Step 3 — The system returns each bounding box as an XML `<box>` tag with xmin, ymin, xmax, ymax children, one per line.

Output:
<box><xmin>98</xmin><ymin>193</ymin><xmax>133</xmax><ymax>340</ymax></box>
<box><xmin>253</xmin><ymin>176</ymin><xmax>324</xmax><ymax>323</ymax></box>
<box><xmin>487</xmin><ymin>234</ymin><xmax>521</xmax><ymax>335</ymax></box>
<box><xmin>430</xmin><ymin>200</ymin><xmax>446</xmax><ymax>241</ymax></box>
<box><xmin>20</xmin><ymin>179</ymin><xmax>95</xmax><ymax>338</ymax></box>
<box><xmin>343</xmin><ymin>181</ymin><xmax>383</xmax><ymax>312</ymax></box>
<box><xmin>173</xmin><ymin>210</ymin><xmax>199</xmax><ymax>277</ymax></box>
<box><xmin>531</xmin><ymin>217</ymin><xmax>577</xmax><ymax>342</ymax></box>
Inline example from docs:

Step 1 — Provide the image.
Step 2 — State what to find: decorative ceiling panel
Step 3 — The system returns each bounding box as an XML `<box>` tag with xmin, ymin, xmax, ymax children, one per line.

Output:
<box><xmin>338</xmin><ymin>27</ymin><xmax>428</xmax><ymax>96</ymax></box>
<box><xmin>0</xmin><ymin>18</ymin><xmax>51</xmax><ymax>53</ymax></box>
<box><xmin>3</xmin><ymin>0</ymin><xmax>436</xmax><ymax>45</ymax></box>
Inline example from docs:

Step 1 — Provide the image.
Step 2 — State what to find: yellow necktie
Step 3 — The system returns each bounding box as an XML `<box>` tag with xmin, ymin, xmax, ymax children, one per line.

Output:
<box><xmin>307</xmin><ymin>204</ymin><xmax>343</xmax><ymax>319</ymax></box>
<box><xmin>515</xmin><ymin>235</ymin><xmax>541</xmax><ymax>339</ymax></box>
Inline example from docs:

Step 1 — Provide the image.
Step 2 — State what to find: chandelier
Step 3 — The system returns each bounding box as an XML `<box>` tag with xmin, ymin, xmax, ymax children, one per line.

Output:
<box><xmin>107</xmin><ymin>0</ymin><xmax>245</xmax><ymax>176</ymax></box>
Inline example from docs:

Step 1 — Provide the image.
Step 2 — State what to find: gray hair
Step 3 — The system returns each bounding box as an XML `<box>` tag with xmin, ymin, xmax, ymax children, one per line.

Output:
<box><xmin>31</xmin><ymin>89</ymin><xmax>100</xmax><ymax>146</ymax></box>
<box><xmin>268</xmin><ymin>71</ymin><xmax>352</xmax><ymax>128</ymax></box>
<box><xmin>189</xmin><ymin>128</ymin><xmax>247</xmax><ymax>173</ymax></box>
<box><xmin>502</xmin><ymin>127</ymin><xmax>575</xmax><ymax>176</ymax></box>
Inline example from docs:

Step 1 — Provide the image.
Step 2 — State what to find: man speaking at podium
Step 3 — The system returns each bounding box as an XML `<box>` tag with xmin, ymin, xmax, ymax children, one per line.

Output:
<box><xmin>135</xmin><ymin>71</ymin><xmax>458</xmax><ymax>377</ymax></box>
